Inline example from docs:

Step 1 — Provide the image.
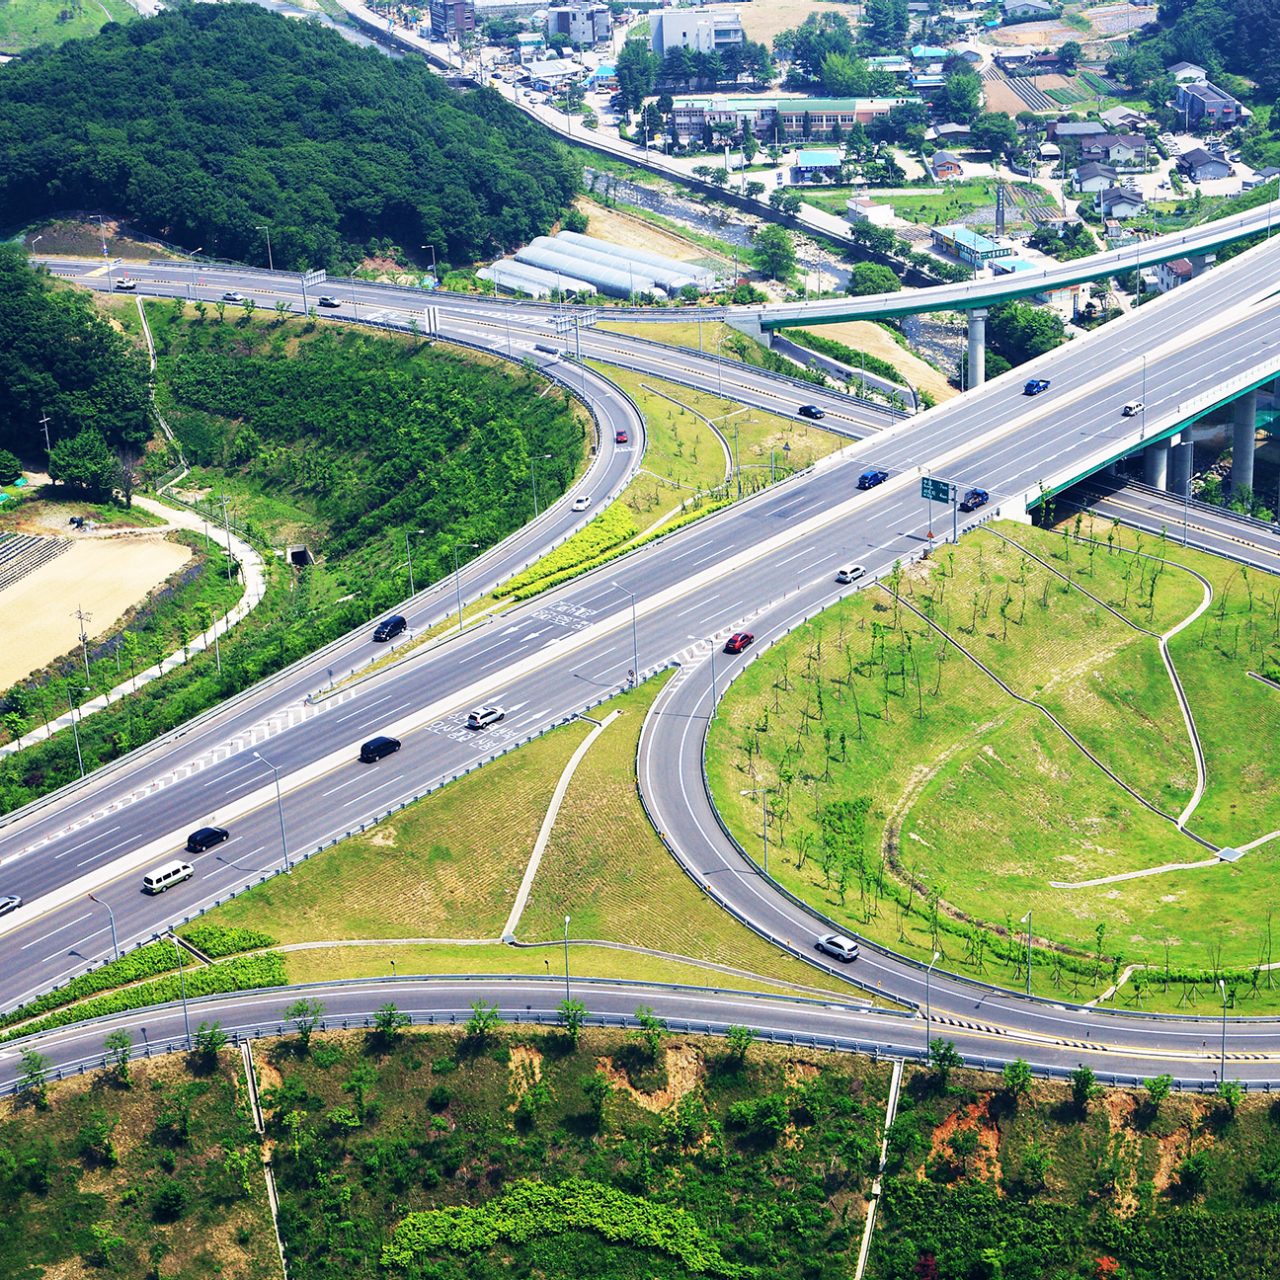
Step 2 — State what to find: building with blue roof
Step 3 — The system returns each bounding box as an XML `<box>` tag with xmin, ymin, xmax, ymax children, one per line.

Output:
<box><xmin>930</xmin><ymin>224</ymin><xmax>1014</xmax><ymax>268</ymax></box>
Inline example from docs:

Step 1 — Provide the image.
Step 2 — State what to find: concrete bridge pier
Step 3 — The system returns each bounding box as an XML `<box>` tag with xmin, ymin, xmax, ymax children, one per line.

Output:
<box><xmin>1143</xmin><ymin>436</ymin><xmax>1170</xmax><ymax>489</ymax></box>
<box><xmin>967</xmin><ymin>308</ymin><xmax>987</xmax><ymax>387</ymax></box>
<box><xmin>1232</xmin><ymin>390</ymin><xmax>1258</xmax><ymax>495</ymax></box>
<box><xmin>1168</xmin><ymin>434</ymin><xmax>1193</xmax><ymax>495</ymax></box>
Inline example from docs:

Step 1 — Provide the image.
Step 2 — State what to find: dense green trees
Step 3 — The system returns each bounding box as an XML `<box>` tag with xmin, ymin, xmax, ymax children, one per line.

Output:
<box><xmin>847</xmin><ymin>263</ymin><xmax>901</xmax><ymax>296</ymax></box>
<box><xmin>987</xmin><ymin>301</ymin><xmax>1067</xmax><ymax>366</ymax></box>
<box><xmin>751</xmin><ymin>225</ymin><xmax>796</xmax><ymax>281</ymax></box>
<box><xmin>0</xmin><ymin>247</ymin><xmax>153</xmax><ymax>463</ymax></box>
<box><xmin>0</xmin><ymin>4</ymin><xmax>579</xmax><ymax>271</ymax></box>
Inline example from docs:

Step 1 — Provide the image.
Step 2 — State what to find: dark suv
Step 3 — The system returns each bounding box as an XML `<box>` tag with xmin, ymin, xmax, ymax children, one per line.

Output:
<box><xmin>959</xmin><ymin>487</ymin><xmax>989</xmax><ymax>512</ymax></box>
<box><xmin>359</xmin><ymin>735</ymin><xmax>401</xmax><ymax>763</ymax></box>
<box><xmin>373</xmin><ymin>615</ymin><xmax>407</xmax><ymax>642</ymax></box>
<box><xmin>186</xmin><ymin>826</ymin><xmax>229</xmax><ymax>853</ymax></box>
<box><xmin>857</xmin><ymin>469</ymin><xmax>889</xmax><ymax>490</ymax></box>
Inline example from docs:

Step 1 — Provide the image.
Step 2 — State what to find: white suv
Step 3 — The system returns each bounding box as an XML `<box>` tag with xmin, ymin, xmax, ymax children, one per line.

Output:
<box><xmin>466</xmin><ymin>705</ymin><xmax>505</xmax><ymax>729</ymax></box>
<box><xmin>815</xmin><ymin>933</ymin><xmax>860</xmax><ymax>962</ymax></box>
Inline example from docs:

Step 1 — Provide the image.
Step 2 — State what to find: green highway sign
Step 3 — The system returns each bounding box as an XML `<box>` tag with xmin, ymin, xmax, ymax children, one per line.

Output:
<box><xmin>921</xmin><ymin>476</ymin><xmax>953</xmax><ymax>503</ymax></box>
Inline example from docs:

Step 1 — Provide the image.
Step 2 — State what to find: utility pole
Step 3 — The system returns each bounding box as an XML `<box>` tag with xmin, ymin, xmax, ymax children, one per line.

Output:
<box><xmin>73</xmin><ymin>605</ymin><xmax>93</xmax><ymax>684</ymax></box>
<box><xmin>39</xmin><ymin>412</ymin><xmax>52</xmax><ymax>458</ymax></box>
<box><xmin>217</xmin><ymin>493</ymin><xmax>234</xmax><ymax>583</ymax></box>
<box><xmin>255</xmin><ymin>225</ymin><xmax>273</xmax><ymax>272</ymax></box>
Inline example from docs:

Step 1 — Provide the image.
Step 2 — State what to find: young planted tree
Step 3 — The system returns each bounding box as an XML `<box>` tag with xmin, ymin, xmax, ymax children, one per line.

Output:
<box><xmin>558</xmin><ymin>996</ymin><xmax>587</xmax><ymax>1046</ymax></box>
<box><xmin>724</xmin><ymin>1024</ymin><xmax>757</xmax><ymax>1065</ymax></box>
<box><xmin>632</xmin><ymin>1006</ymin><xmax>668</xmax><ymax>1059</ymax></box>
<box><xmin>1070</xmin><ymin>1063</ymin><xmax>1101</xmax><ymax>1115</ymax></box>
<box><xmin>104</xmin><ymin>1028</ymin><xmax>133</xmax><ymax>1085</ymax></box>
<box><xmin>286</xmin><ymin>996</ymin><xmax>326</xmax><ymax>1051</ymax></box>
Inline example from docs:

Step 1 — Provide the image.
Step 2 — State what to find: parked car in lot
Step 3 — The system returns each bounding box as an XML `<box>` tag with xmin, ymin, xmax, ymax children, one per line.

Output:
<box><xmin>0</xmin><ymin>894</ymin><xmax>22</xmax><ymax>916</ymax></box>
<box><xmin>815</xmin><ymin>933</ymin><xmax>859</xmax><ymax>962</ymax></box>
<box><xmin>185</xmin><ymin>826</ymin><xmax>229</xmax><ymax>853</ymax></box>
<box><xmin>373</xmin><ymin>615</ymin><xmax>407</xmax><ymax>642</ymax></box>
<box><xmin>959</xmin><ymin>487</ymin><xmax>989</xmax><ymax>513</ymax></box>
<box><xmin>798</xmin><ymin>404</ymin><xmax>825</xmax><ymax>420</ymax></box>
<box><xmin>467</xmin><ymin>705</ymin><xmax>505</xmax><ymax>729</ymax></box>
<box><xmin>836</xmin><ymin>564</ymin><xmax>866</xmax><ymax>584</ymax></box>
<box><xmin>359</xmin><ymin>735</ymin><xmax>401</xmax><ymax>763</ymax></box>
<box><xmin>1122</xmin><ymin>400</ymin><xmax>1144</xmax><ymax>417</ymax></box>
<box><xmin>1023</xmin><ymin>378</ymin><xmax>1051</xmax><ymax>396</ymax></box>
<box><xmin>114</xmin><ymin>278</ymin><xmax>137</xmax><ymax>290</ymax></box>
<box><xmin>571</xmin><ymin>495</ymin><xmax>592</xmax><ymax>511</ymax></box>
<box><xmin>857</xmin><ymin>469</ymin><xmax>889</xmax><ymax>490</ymax></box>
<box><xmin>317</xmin><ymin>295</ymin><xmax>341</xmax><ymax>308</ymax></box>
<box><xmin>221</xmin><ymin>291</ymin><xmax>244</xmax><ymax>303</ymax></box>
<box><xmin>723</xmin><ymin>632</ymin><xmax>754</xmax><ymax>654</ymax></box>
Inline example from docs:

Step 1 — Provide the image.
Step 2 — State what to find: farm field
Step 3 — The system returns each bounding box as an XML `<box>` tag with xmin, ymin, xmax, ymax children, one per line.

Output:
<box><xmin>708</xmin><ymin>517</ymin><xmax>1280</xmax><ymax>1009</ymax></box>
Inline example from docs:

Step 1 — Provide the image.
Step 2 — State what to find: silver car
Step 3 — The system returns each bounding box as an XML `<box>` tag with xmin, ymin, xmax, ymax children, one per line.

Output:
<box><xmin>815</xmin><ymin>933</ymin><xmax>859</xmax><ymax>962</ymax></box>
<box><xmin>0</xmin><ymin>894</ymin><xmax>23</xmax><ymax>917</ymax></box>
<box><xmin>466</xmin><ymin>705</ymin><xmax>505</xmax><ymax>730</ymax></box>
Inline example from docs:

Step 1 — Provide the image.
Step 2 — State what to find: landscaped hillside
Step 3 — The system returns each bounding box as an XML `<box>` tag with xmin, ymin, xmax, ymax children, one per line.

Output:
<box><xmin>7</xmin><ymin>1032</ymin><xmax>1280</xmax><ymax>1280</ymax></box>
<box><xmin>0</xmin><ymin>3</ymin><xmax>580</xmax><ymax>270</ymax></box>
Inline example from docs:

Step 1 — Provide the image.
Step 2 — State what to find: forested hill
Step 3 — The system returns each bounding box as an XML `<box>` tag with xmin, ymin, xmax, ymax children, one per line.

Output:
<box><xmin>0</xmin><ymin>2</ymin><xmax>579</xmax><ymax>271</ymax></box>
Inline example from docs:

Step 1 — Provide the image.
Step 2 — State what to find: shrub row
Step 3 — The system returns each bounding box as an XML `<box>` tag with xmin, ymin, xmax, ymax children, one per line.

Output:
<box><xmin>180</xmin><ymin>923</ymin><xmax>277</xmax><ymax>958</ymax></box>
<box><xmin>496</xmin><ymin>502</ymin><xmax>639</xmax><ymax>599</ymax></box>
<box><xmin>781</xmin><ymin>328</ymin><xmax>907</xmax><ymax>390</ymax></box>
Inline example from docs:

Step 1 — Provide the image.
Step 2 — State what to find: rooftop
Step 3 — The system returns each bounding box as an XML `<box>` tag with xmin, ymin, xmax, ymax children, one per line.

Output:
<box><xmin>934</xmin><ymin>224</ymin><xmax>1003</xmax><ymax>252</ymax></box>
<box><xmin>794</xmin><ymin>148</ymin><xmax>844</xmax><ymax>166</ymax></box>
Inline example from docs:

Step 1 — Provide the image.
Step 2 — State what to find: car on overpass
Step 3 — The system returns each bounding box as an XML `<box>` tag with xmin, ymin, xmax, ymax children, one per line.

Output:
<box><xmin>836</xmin><ymin>564</ymin><xmax>866</xmax><ymax>584</ymax></box>
<box><xmin>959</xmin><ymin>487</ymin><xmax>989</xmax><ymax>512</ymax></box>
<box><xmin>615</xmin><ymin>429</ymin><xmax>629</xmax><ymax>445</ymax></box>
<box><xmin>571</xmin><ymin>495</ymin><xmax>592</xmax><ymax>512</ymax></box>
<box><xmin>723</xmin><ymin>632</ymin><xmax>754</xmax><ymax>654</ymax></box>
<box><xmin>1023</xmin><ymin>378</ymin><xmax>1051</xmax><ymax>396</ymax></box>
<box><xmin>798</xmin><ymin>404</ymin><xmax>825</xmax><ymax>420</ymax></box>
<box><xmin>1122</xmin><ymin>400</ymin><xmax>1144</xmax><ymax>417</ymax></box>
<box><xmin>857</xmin><ymin>469</ymin><xmax>889</xmax><ymax>490</ymax></box>
<box><xmin>113</xmin><ymin>278</ymin><xmax>136</xmax><ymax>291</ymax></box>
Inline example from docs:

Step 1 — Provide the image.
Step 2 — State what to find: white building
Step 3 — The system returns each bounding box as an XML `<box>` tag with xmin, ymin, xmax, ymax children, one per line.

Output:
<box><xmin>846</xmin><ymin>196</ymin><xmax>894</xmax><ymax>227</ymax></box>
<box><xmin>545</xmin><ymin>3</ymin><xmax>611</xmax><ymax>46</ymax></box>
<box><xmin>649</xmin><ymin>6</ymin><xmax>744</xmax><ymax>58</ymax></box>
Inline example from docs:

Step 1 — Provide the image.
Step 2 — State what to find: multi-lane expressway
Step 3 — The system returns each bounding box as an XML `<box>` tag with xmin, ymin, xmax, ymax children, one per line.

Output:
<box><xmin>4</xmin><ymin>230</ymin><xmax>1280</xmax><ymax>1088</ymax></box>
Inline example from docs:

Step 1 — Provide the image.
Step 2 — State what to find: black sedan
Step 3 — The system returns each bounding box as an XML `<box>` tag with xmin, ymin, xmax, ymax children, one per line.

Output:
<box><xmin>798</xmin><ymin>404</ymin><xmax>826</xmax><ymax>420</ymax></box>
<box><xmin>186</xmin><ymin>826</ymin><xmax>230</xmax><ymax>853</ymax></box>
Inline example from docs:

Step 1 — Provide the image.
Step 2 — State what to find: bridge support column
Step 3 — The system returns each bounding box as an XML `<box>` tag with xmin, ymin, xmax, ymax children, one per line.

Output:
<box><xmin>1143</xmin><ymin>437</ymin><xmax>1169</xmax><ymax>490</ymax></box>
<box><xmin>1232</xmin><ymin>391</ymin><xmax>1258</xmax><ymax>496</ymax></box>
<box><xmin>967</xmin><ymin>308</ymin><xmax>987</xmax><ymax>388</ymax></box>
<box><xmin>1168</xmin><ymin>435</ymin><xmax>1193</xmax><ymax>495</ymax></box>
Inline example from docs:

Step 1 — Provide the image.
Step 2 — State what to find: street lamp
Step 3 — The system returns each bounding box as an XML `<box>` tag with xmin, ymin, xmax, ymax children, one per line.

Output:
<box><xmin>172</xmin><ymin>929</ymin><xmax>192</xmax><ymax>1050</ymax></box>
<box><xmin>419</xmin><ymin>244</ymin><xmax>438</xmax><ymax>284</ymax></box>
<box><xmin>404</xmin><ymin>527</ymin><xmax>426</xmax><ymax>598</ymax></box>
<box><xmin>87</xmin><ymin>893</ymin><xmax>120</xmax><ymax>962</ymax></box>
<box><xmin>452</xmin><ymin>541</ymin><xmax>480</xmax><ymax>633</ymax></box>
<box><xmin>563</xmin><ymin>914</ymin><xmax>572</xmax><ymax>1002</ymax></box>
<box><xmin>611</xmin><ymin>581</ymin><xmax>640</xmax><ymax>685</ymax></box>
<box><xmin>1218</xmin><ymin>978</ymin><xmax>1228</xmax><ymax>1081</ymax></box>
<box><xmin>925</xmin><ymin>950</ymin><xmax>941</xmax><ymax>1057</ymax></box>
<box><xmin>530</xmin><ymin>453</ymin><xmax>553</xmax><ymax>517</ymax></box>
<box><xmin>187</xmin><ymin>246</ymin><xmax>203</xmax><ymax>300</ymax></box>
<box><xmin>1021</xmin><ymin>909</ymin><xmax>1032</xmax><ymax>996</ymax></box>
<box><xmin>253</xmin><ymin>750</ymin><xmax>290</xmax><ymax>874</ymax></box>
<box><xmin>739</xmin><ymin>787</ymin><xmax>772</xmax><ymax>875</ymax></box>
<box><xmin>255</xmin><ymin>225</ymin><xmax>273</xmax><ymax>272</ymax></box>
<box><xmin>68</xmin><ymin>686</ymin><xmax>88</xmax><ymax>778</ymax></box>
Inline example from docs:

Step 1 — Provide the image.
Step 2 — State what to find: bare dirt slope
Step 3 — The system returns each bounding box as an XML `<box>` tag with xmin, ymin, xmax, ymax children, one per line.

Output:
<box><xmin>805</xmin><ymin>320</ymin><xmax>959</xmax><ymax>402</ymax></box>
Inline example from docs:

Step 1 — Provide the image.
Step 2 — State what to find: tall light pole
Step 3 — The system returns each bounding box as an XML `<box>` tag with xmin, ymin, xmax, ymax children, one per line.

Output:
<box><xmin>1218</xmin><ymin>978</ymin><xmax>1228</xmax><ymax>1080</ymax></box>
<box><xmin>563</xmin><ymin>914</ymin><xmax>572</xmax><ymax>1002</ymax></box>
<box><xmin>68</xmin><ymin>686</ymin><xmax>86</xmax><ymax>778</ymax></box>
<box><xmin>530</xmin><ymin>453</ymin><xmax>553</xmax><ymax>517</ymax></box>
<box><xmin>172</xmin><ymin>929</ymin><xmax>192</xmax><ymax>1050</ymax></box>
<box><xmin>88</xmin><ymin>893</ymin><xmax>119</xmax><ymax>962</ymax></box>
<box><xmin>1021</xmin><ymin>909</ymin><xmax>1032</xmax><ymax>996</ymax></box>
<box><xmin>739</xmin><ymin>787</ymin><xmax>772</xmax><ymax>875</ymax></box>
<box><xmin>420</xmin><ymin>244</ymin><xmax>437</xmax><ymax>285</ymax></box>
<box><xmin>255</xmin><ymin>225</ymin><xmax>273</xmax><ymax>272</ymax></box>
<box><xmin>404</xmin><ymin>528</ymin><xmax>426</xmax><ymax>597</ymax></box>
<box><xmin>92</xmin><ymin>213</ymin><xmax>108</xmax><ymax>257</ymax></box>
<box><xmin>611</xmin><ymin>581</ymin><xmax>639</xmax><ymax>685</ymax></box>
<box><xmin>253</xmin><ymin>750</ymin><xmax>290</xmax><ymax>875</ymax></box>
<box><xmin>453</xmin><ymin>541</ymin><xmax>479</xmax><ymax>633</ymax></box>
<box><xmin>925</xmin><ymin>950</ymin><xmax>940</xmax><ymax>1057</ymax></box>
<box><xmin>187</xmin><ymin>246</ymin><xmax>203</xmax><ymax>300</ymax></box>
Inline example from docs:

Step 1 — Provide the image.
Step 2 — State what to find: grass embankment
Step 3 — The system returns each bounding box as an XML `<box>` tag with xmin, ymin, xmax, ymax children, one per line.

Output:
<box><xmin>0</xmin><ymin>0</ymin><xmax>135</xmax><ymax>53</ymax></box>
<box><xmin>197</xmin><ymin>675</ymin><xmax>857</xmax><ymax>999</ymax></box>
<box><xmin>0</xmin><ymin>1053</ymin><xmax>278</xmax><ymax>1280</ymax></box>
<box><xmin>710</xmin><ymin>518</ymin><xmax>1280</xmax><ymax>1008</ymax></box>
<box><xmin>793</xmin><ymin>180</ymin><xmax>1050</xmax><ymax>226</ymax></box>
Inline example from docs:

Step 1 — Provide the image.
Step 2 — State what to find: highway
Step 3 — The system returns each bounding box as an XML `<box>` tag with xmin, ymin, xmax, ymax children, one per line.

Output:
<box><xmin>4</xmin><ymin>230</ymin><xmax>1280</xmax><ymax>1082</ymax></box>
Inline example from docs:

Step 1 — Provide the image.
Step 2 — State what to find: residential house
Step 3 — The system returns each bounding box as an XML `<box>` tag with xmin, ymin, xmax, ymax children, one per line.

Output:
<box><xmin>847</xmin><ymin>196</ymin><xmax>895</xmax><ymax>227</ymax></box>
<box><xmin>1178</xmin><ymin>147</ymin><xmax>1233</xmax><ymax>182</ymax></box>
<box><xmin>993</xmin><ymin>49</ymin><xmax>1034</xmax><ymax>71</ymax></box>
<box><xmin>1002</xmin><ymin>0</ymin><xmax>1054</xmax><ymax>19</ymax></box>
<box><xmin>1047</xmin><ymin>119</ymin><xmax>1106</xmax><ymax>142</ymax></box>
<box><xmin>1071</xmin><ymin>161</ymin><xmax>1119</xmax><ymax>193</ymax></box>
<box><xmin>525</xmin><ymin>57</ymin><xmax>587</xmax><ymax>91</ymax></box>
<box><xmin>512</xmin><ymin>31</ymin><xmax>546</xmax><ymax>62</ymax></box>
<box><xmin>1038</xmin><ymin>141</ymin><xmax>1061</xmax><ymax>163</ymax></box>
<box><xmin>931</xmin><ymin>150</ymin><xmax>964</xmax><ymax>180</ymax></box>
<box><xmin>1104</xmin><ymin>218</ymin><xmax>1139</xmax><ymax>246</ymax></box>
<box><xmin>1080</xmin><ymin>133</ymin><xmax>1151</xmax><ymax>168</ymax></box>
<box><xmin>931</xmin><ymin>225</ymin><xmax>1014</xmax><ymax>267</ymax></box>
<box><xmin>545</xmin><ymin>2</ymin><xmax>611</xmax><ymax>46</ymax></box>
<box><xmin>910</xmin><ymin>72</ymin><xmax>947</xmax><ymax>96</ymax></box>
<box><xmin>1243</xmin><ymin>166</ymin><xmax>1280</xmax><ymax>190</ymax></box>
<box><xmin>791</xmin><ymin>148</ymin><xmax>844</xmax><ymax>183</ymax></box>
<box><xmin>910</xmin><ymin>44</ymin><xmax>949</xmax><ymax>62</ymax></box>
<box><xmin>1176</xmin><ymin>80</ymin><xmax>1247</xmax><ymax>127</ymax></box>
<box><xmin>649</xmin><ymin>6</ymin><xmax>744</xmax><ymax>58</ymax></box>
<box><xmin>1096</xmin><ymin>186</ymin><xmax>1147</xmax><ymax>219</ymax></box>
<box><xmin>925</xmin><ymin>121</ymin><xmax>972</xmax><ymax>144</ymax></box>
<box><xmin>1156</xmin><ymin>257</ymin><xmax>1194</xmax><ymax>292</ymax></box>
<box><xmin>1100</xmin><ymin>105</ymin><xmax>1148</xmax><ymax>130</ymax></box>
<box><xmin>867</xmin><ymin>55</ymin><xmax>911</xmax><ymax>76</ymax></box>
<box><xmin>1167</xmin><ymin>61</ymin><xmax>1206</xmax><ymax>84</ymax></box>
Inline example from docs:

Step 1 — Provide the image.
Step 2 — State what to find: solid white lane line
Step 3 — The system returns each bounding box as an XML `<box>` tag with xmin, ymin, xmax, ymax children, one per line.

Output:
<box><xmin>777</xmin><ymin>545</ymin><xmax>816</xmax><ymax>567</ymax></box>
<box><xmin>320</xmin><ymin>775</ymin><xmax>366</xmax><ymax>797</ymax></box>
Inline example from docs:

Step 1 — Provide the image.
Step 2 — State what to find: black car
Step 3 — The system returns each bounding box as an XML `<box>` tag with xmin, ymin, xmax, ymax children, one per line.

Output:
<box><xmin>959</xmin><ymin>487</ymin><xmax>989</xmax><ymax>513</ymax></box>
<box><xmin>857</xmin><ymin>469</ymin><xmax>889</xmax><ymax>490</ymax></box>
<box><xmin>798</xmin><ymin>404</ymin><xmax>825</xmax><ymax>420</ymax></box>
<box><xmin>373</xmin><ymin>615</ymin><xmax>407</xmax><ymax>642</ymax></box>
<box><xmin>1023</xmin><ymin>378</ymin><xmax>1051</xmax><ymax>396</ymax></box>
<box><xmin>359</xmin><ymin>735</ymin><xmax>402</xmax><ymax>763</ymax></box>
<box><xmin>186</xmin><ymin>826</ymin><xmax>230</xmax><ymax>853</ymax></box>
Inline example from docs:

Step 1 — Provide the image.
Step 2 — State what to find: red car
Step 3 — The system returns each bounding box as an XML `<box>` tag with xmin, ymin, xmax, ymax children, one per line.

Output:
<box><xmin>723</xmin><ymin>632</ymin><xmax>754</xmax><ymax>654</ymax></box>
<box><xmin>615</xmin><ymin>429</ymin><xmax>629</xmax><ymax>444</ymax></box>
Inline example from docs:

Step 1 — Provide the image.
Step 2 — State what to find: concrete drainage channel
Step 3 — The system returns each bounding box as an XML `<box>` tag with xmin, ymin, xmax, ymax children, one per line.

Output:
<box><xmin>241</xmin><ymin>1040</ymin><xmax>291</xmax><ymax>1278</ymax></box>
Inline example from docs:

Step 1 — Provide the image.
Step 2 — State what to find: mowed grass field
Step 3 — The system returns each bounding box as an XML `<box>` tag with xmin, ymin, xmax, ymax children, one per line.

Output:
<box><xmin>199</xmin><ymin>676</ymin><xmax>860</xmax><ymax>999</ymax></box>
<box><xmin>708</xmin><ymin>519</ymin><xmax>1280</xmax><ymax>1004</ymax></box>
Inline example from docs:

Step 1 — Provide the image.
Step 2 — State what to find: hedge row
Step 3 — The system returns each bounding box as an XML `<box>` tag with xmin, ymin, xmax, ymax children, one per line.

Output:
<box><xmin>495</xmin><ymin>502</ymin><xmax>639</xmax><ymax>599</ymax></box>
<box><xmin>782</xmin><ymin>328</ymin><xmax>907</xmax><ymax>389</ymax></box>
<box><xmin>180</xmin><ymin>923</ymin><xmax>278</xmax><ymax>958</ymax></box>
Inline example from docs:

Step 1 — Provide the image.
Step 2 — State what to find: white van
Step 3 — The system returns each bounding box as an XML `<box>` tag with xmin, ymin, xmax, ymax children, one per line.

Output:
<box><xmin>142</xmin><ymin>860</ymin><xmax>194</xmax><ymax>894</ymax></box>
